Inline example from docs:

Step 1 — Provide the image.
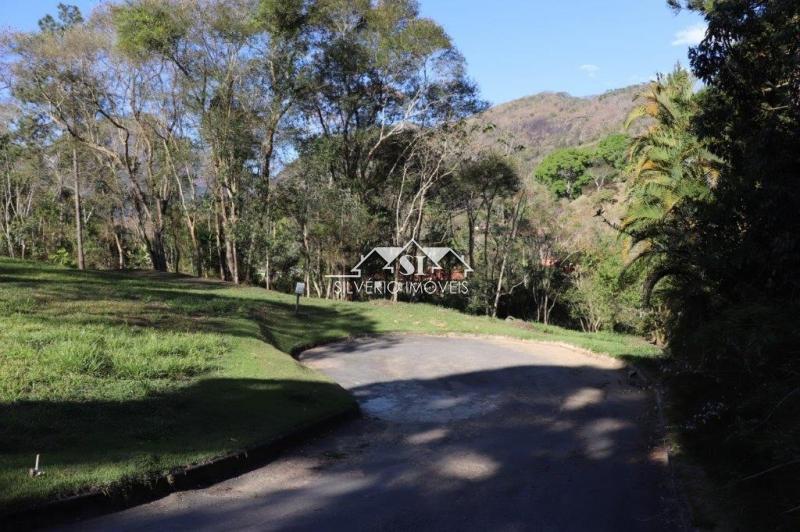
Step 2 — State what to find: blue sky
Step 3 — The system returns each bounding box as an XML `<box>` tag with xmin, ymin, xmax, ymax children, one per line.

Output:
<box><xmin>1</xmin><ymin>1</ymin><xmax>706</xmax><ymax>106</ymax></box>
<box><xmin>418</xmin><ymin>1</ymin><xmax>706</xmax><ymax>104</ymax></box>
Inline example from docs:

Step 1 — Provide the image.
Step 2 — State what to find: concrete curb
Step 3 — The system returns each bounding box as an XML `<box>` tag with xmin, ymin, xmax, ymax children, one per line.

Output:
<box><xmin>2</xmin><ymin>404</ymin><xmax>360</xmax><ymax>531</ymax></box>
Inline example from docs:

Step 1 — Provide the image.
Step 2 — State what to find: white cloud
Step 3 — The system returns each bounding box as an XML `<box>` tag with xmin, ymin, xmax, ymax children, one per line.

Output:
<box><xmin>579</xmin><ymin>64</ymin><xmax>600</xmax><ymax>78</ymax></box>
<box><xmin>671</xmin><ymin>24</ymin><xmax>707</xmax><ymax>46</ymax></box>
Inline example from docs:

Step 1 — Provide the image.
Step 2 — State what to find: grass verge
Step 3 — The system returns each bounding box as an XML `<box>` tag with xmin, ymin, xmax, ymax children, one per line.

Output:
<box><xmin>0</xmin><ymin>257</ymin><xmax>660</xmax><ymax>514</ymax></box>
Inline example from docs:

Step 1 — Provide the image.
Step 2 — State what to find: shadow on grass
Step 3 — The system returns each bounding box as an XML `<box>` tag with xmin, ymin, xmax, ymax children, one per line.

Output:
<box><xmin>0</xmin><ymin>263</ymin><xmax>383</xmax><ymax>353</ymax></box>
<box><xmin>0</xmin><ymin>261</ymin><xmax>376</xmax><ymax>517</ymax></box>
<box><xmin>0</xmin><ymin>377</ymin><xmax>354</xmax><ymax>515</ymax></box>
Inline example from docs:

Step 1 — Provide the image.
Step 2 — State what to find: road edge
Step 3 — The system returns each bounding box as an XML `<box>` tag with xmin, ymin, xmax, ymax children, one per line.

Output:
<box><xmin>2</xmin><ymin>404</ymin><xmax>360</xmax><ymax>531</ymax></box>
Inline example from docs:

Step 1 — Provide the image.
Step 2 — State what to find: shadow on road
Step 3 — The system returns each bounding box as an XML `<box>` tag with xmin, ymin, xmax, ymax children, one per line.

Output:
<box><xmin>73</xmin><ymin>356</ymin><xmax>683</xmax><ymax>532</ymax></box>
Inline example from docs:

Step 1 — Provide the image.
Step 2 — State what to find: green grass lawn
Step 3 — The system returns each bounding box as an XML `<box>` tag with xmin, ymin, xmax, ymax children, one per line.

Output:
<box><xmin>0</xmin><ymin>257</ymin><xmax>660</xmax><ymax>514</ymax></box>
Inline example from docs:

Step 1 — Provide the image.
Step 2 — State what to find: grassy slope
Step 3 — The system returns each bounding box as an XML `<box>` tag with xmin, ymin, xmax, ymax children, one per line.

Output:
<box><xmin>0</xmin><ymin>258</ymin><xmax>659</xmax><ymax>513</ymax></box>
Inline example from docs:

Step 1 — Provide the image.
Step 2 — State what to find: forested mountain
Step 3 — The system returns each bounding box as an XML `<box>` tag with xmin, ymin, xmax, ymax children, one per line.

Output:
<box><xmin>475</xmin><ymin>84</ymin><xmax>645</xmax><ymax>169</ymax></box>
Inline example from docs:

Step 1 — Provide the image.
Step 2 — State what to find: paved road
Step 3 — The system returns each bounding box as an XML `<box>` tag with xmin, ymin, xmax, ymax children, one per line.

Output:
<box><xmin>65</xmin><ymin>335</ymin><xmax>682</xmax><ymax>531</ymax></box>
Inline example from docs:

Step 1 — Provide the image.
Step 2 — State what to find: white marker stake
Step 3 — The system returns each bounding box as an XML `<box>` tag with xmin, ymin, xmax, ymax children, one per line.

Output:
<box><xmin>29</xmin><ymin>454</ymin><xmax>43</xmax><ymax>477</ymax></box>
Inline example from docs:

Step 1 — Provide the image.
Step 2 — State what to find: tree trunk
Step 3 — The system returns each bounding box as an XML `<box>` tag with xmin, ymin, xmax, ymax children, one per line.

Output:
<box><xmin>391</xmin><ymin>225</ymin><xmax>402</xmax><ymax>303</ymax></box>
<box><xmin>543</xmin><ymin>294</ymin><xmax>550</xmax><ymax>325</ymax></box>
<box><xmin>264</xmin><ymin>252</ymin><xmax>270</xmax><ymax>290</ymax></box>
<box><xmin>467</xmin><ymin>210</ymin><xmax>475</xmax><ymax>268</ymax></box>
<box><xmin>225</xmin><ymin>237</ymin><xmax>238</xmax><ymax>284</ymax></box>
<box><xmin>173</xmin><ymin>239</ymin><xmax>181</xmax><ymax>274</ymax></box>
<box><xmin>148</xmin><ymin>198</ymin><xmax>168</xmax><ymax>272</ymax></box>
<box><xmin>3</xmin><ymin>213</ymin><xmax>13</xmax><ymax>258</ymax></box>
<box><xmin>483</xmin><ymin>201</ymin><xmax>492</xmax><ymax>274</ymax></box>
<box><xmin>148</xmin><ymin>230</ymin><xmax>168</xmax><ymax>272</ymax></box>
<box><xmin>113</xmin><ymin>230</ymin><xmax>125</xmax><ymax>269</ymax></box>
<box><xmin>72</xmin><ymin>147</ymin><xmax>85</xmax><ymax>270</ymax></box>
<box><xmin>4</xmin><ymin>232</ymin><xmax>13</xmax><ymax>258</ymax></box>
<box><xmin>491</xmin><ymin>197</ymin><xmax>524</xmax><ymax>318</ymax></box>
<box><xmin>188</xmin><ymin>225</ymin><xmax>201</xmax><ymax>277</ymax></box>
<box><xmin>301</xmin><ymin>220</ymin><xmax>311</xmax><ymax>294</ymax></box>
<box><xmin>213</xmin><ymin>203</ymin><xmax>226</xmax><ymax>281</ymax></box>
<box><xmin>244</xmin><ymin>237</ymin><xmax>255</xmax><ymax>284</ymax></box>
<box><xmin>391</xmin><ymin>264</ymin><xmax>401</xmax><ymax>303</ymax></box>
<box><xmin>219</xmin><ymin>195</ymin><xmax>239</xmax><ymax>284</ymax></box>
<box><xmin>492</xmin><ymin>252</ymin><xmax>510</xmax><ymax>318</ymax></box>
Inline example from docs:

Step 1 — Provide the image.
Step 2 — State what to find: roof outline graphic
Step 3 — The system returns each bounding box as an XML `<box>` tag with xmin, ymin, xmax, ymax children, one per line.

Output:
<box><xmin>325</xmin><ymin>239</ymin><xmax>473</xmax><ymax>278</ymax></box>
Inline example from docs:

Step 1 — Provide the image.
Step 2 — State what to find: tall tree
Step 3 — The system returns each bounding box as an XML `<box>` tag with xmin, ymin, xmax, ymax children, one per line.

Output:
<box><xmin>534</xmin><ymin>147</ymin><xmax>593</xmax><ymax>199</ymax></box>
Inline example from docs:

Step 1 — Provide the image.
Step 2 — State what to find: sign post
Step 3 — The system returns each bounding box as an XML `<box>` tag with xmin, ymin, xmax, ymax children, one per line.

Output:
<box><xmin>294</xmin><ymin>282</ymin><xmax>305</xmax><ymax>314</ymax></box>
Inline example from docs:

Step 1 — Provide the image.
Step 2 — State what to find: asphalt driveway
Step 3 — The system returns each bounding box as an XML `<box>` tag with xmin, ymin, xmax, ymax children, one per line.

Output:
<box><xmin>63</xmin><ymin>335</ymin><xmax>682</xmax><ymax>531</ymax></box>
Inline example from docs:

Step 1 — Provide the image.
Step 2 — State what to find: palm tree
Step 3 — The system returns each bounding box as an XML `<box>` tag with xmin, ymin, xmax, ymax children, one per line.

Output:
<box><xmin>620</xmin><ymin>67</ymin><xmax>722</xmax><ymax>303</ymax></box>
<box><xmin>622</xmin><ymin>66</ymin><xmax>719</xmax><ymax>239</ymax></box>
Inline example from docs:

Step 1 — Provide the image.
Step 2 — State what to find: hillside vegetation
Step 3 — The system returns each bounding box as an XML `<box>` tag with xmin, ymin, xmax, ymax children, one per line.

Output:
<box><xmin>475</xmin><ymin>84</ymin><xmax>645</xmax><ymax>171</ymax></box>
